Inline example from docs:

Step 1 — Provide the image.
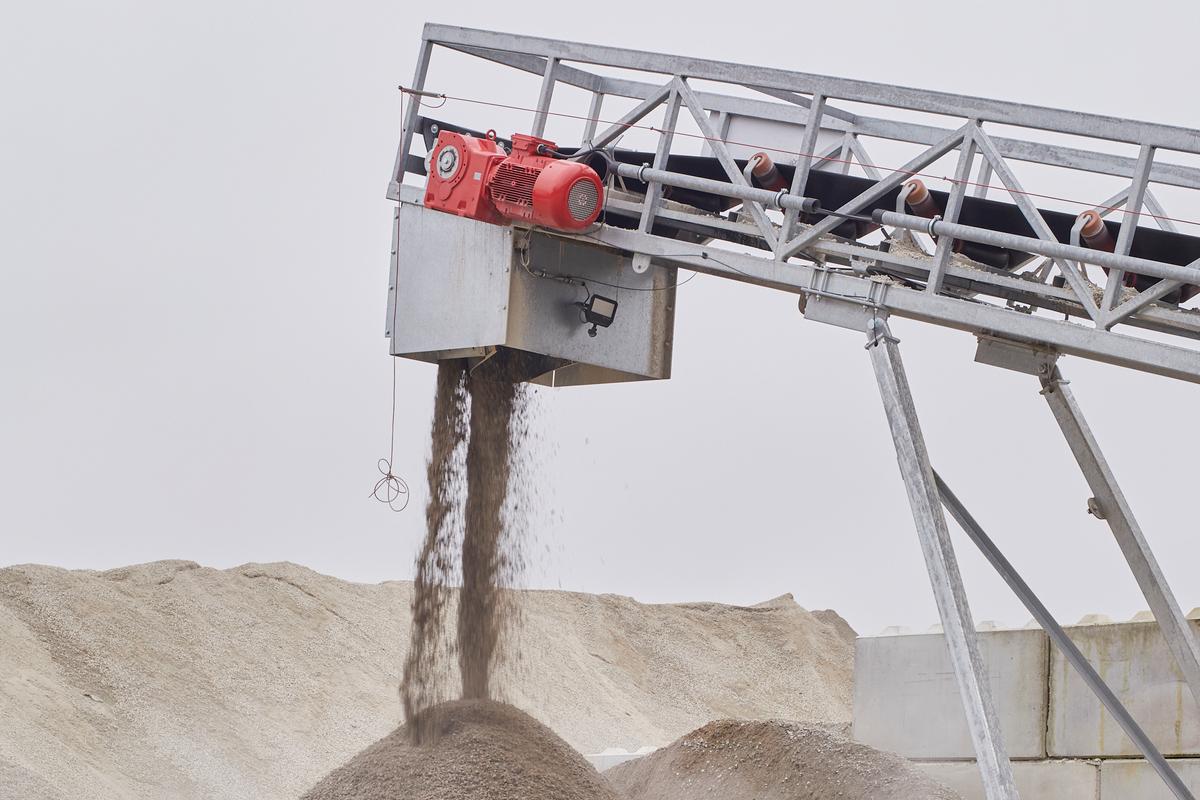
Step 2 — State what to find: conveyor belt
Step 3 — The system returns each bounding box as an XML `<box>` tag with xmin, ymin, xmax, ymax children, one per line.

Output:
<box><xmin>411</xmin><ymin>116</ymin><xmax>1200</xmax><ymax>297</ymax></box>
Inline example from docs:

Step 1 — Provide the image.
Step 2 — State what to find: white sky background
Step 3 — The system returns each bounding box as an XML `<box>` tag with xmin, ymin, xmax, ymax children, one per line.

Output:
<box><xmin>4</xmin><ymin>0</ymin><xmax>1200</xmax><ymax>637</ymax></box>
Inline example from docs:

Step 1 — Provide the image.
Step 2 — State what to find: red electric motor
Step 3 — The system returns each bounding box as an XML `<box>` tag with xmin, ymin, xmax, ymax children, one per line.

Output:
<box><xmin>424</xmin><ymin>130</ymin><xmax>604</xmax><ymax>231</ymax></box>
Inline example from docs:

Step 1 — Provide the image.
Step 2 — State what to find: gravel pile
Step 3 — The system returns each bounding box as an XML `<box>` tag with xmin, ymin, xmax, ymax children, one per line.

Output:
<box><xmin>606</xmin><ymin>718</ymin><xmax>961</xmax><ymax>800</ymax></box>
<box><xmin>302</xmin><ymin>699</ymin><xmax>618</xmax><ymax>800</ymax></box>
<box><xmin>0</xmin><ymin>561</ymin><xmax>853</xmax><ymax>799</ymax></box>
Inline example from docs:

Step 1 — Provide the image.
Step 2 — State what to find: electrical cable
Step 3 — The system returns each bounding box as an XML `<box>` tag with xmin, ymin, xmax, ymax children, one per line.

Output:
<box><xmin>374</xmin><ymin>89</ymin><xmax>413</xmax><ymax>512</ymax></box>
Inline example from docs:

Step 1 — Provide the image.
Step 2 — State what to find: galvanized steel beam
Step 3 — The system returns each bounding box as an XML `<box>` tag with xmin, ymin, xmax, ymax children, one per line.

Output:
<box><xmin>1040</xmin><ymin>367</ymin><xmax>1200</xmax><ymax>712</ymax></box>
<box><xmin>740</xmin><ymin>84</ymin><xmax>859</xmax><ymax>125</ymax></box>
<box><xmin>780</xmin><ymin>127</ymin><xmax>967</xmax><ymax>259</ymax></box>
<box><xmin>631</xmin><ymin>87</ymin><xmax>683</xmax><ymax>274</ymax></box>
<box><xmin>585</xmin><ymin>82</ymin><xmax>672</xmax><ymax>151</ymax></box>
<box><xmin>531</xmin><ymin>57</ymin><xmax>559</xmax><ymax>138</ymax></box>
<box><xmin>1102</xmin><ymin>145</ymin><xmax>1155</xmax><ymax>314</ymax></box>
<box><xmin>778</xmin><ymin>93</ymin><xmax>826</xmax><ymax>257</ymax></box>
<box><xmin>675</xmin><ymin>78</ymin><xmax>778</xmax><ymax>249</ymax></box>
<box><xmin>928</xmin><ymin>128</ymin><xmax>978</xmax><ymax>294</ymax></box>
<box><xmin>866</xmin><ymin>319</ymin><xmax>1019</xmax><ymax>800</ymax></box>
<box><xmin>433</xmin><ymin>33</ymin><xmax>1200</xmax><ymax>189</ymax></box>
<box><xmin>387</xmin><ymin>38</ymin><xmax>433</xmax><ymax>200</ymax></box>
<box><xmin>567</xmin><ymin>223</ymin><xmax>1200</xmax><ymax>383</ymax></box>
<box><xmin>424</xmin><ymin>24</ymin><xmax>1200</xmax><ymax>152</ymax></box>
<box><xmin>973</xmin><ymin>128</ymin><xmax>1102</xmax><ymax>321</ymax></box>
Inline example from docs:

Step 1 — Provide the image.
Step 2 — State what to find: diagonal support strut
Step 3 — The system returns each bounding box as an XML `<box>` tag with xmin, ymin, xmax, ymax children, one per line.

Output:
<box><xmin>1039</xmin><ymin>365</ymin><xmax>1200</xmax><ymax>712</ymax></box>
<box><xmin>935</xmin><ymin>472</ymin><xmax>1195</xmax><ymax>800</ymax></box>
<box><xmin>866</xmin><ymin>315</ymin><xmax>1019</xmax><ymax>800</ymax></box>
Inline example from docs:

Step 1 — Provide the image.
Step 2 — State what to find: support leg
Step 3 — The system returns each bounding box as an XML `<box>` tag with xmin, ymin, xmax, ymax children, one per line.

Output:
<box><xmin>866</xmin><ymin>317</ymin><xmax>1019</xmax><ymax>800</ymax></box>
<box><xmin>1040</xmin><ymin>366</ymin><xmax>1200</xmax><ymax>711</ymax></box>
<box><xmin>936</xmin><ymin>471</ymin><xmax>1194</xmax><ymax>800</ymax></box>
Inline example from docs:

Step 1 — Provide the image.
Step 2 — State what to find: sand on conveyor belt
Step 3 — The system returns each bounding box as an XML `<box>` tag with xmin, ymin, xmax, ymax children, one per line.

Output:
<box><xmin>0</xmin><ymin>562</ymin><xmax>852</xmax><ymax>800</ymax></box>
<box><xmin>302</xmin><ymin>699</ymin><xmax>617</xmax><ymax>800</ymax></box>
<box><xmin>606</xmin><ymin>718</ymin><xmax>960</xmax><ymax>800</ymax></box>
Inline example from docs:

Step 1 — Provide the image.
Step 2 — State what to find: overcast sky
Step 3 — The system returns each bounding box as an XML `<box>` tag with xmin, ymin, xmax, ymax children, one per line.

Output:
<box><xmin>4</xmin><ymin>0</ymin><xmax>1200</xmax><ymax>636</ymax></box>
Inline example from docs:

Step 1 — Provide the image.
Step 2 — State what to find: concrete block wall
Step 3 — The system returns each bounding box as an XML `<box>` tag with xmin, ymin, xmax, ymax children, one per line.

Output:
<box><xmin>1049</xmin><ymin>620</ymin><xmax>1200</xmax><ymax>758</ymax></box>
<box><xmin>1101</xmin><ymin>759</ymin><xmax>1200</xmax><ymax>799</ymax></box>
<box><xmin>854</xmin><ymin>619</ymin><xmax>1200</xmax><ymax>799</ymax></box>
<box><xmin>854</xmin><ymin>629</ymin><xmax>1048</xmax><ymax>759</ymax></box>
<box><xmin>918</xmin><ymin>760</ymin><xmax>1099</xmax><ymax>800</ymax></box>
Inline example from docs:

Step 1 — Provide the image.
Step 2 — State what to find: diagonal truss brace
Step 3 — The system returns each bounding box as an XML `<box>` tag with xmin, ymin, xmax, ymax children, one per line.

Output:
<box><xmin>584</xmin><ymin>81</ymin><xmax>672</xmax><ymax>151</ymax></box>
<box><xmin>739</xmin><ymin>83</ymin><xmax>859</xmax><ymax>125</ymax></box>
<box><xmin>1095</xmin><ymin>186</ymin><xmax>1192</xmax><ymax>328</ymax></box>
<box><xmin>866</xmin><ymin>316</ymin><xmax>1019</xmax><ymax>800</ymax></box>
<box><xmin>780</xmin><ymin>127</ymin><xmax>967</xmax><ymax>259</ymax></box>
<box><xmin>1096</xmin><ymin>182</ymin><xmax>1195</xmax><ymax>328</ymax></box>
<box><xmin>674</xmin><ymin>78</ymin><xmax>778</xmax><ymax>250</ymax></box>
<box><xmin>972</xmin><ymin>128</ymin><xmax>1103</xmax><ymax>322</ymax></box>
<box><xmin>1039</xmin><ymin>364</ymin><xmax>1200</xmax><ymax>712</ymax></box>
<box><xmin>935</xmin><ymin>472</ymin><xmax>1196</xmax><ymax>800</ymax></box>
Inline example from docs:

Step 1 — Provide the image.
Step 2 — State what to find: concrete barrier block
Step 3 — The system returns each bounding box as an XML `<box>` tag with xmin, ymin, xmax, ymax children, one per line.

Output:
<box><xmin>918</xmin><ymin>760</ymin><xmax>1098</xmax><ymax>800</ymax></box>
<box><xmin>853</xmin><ymin>630</ymin><xmax>1049</xmax><ymax>759</ymax></box>
<box><xmin>1048</xmin><ymin>621</ymin><xmax>1200</xmax><ymax>757</ymax></box>
<box><xmin>1100</xmin><ymin>759</ymin><xmax>1200</xmax><ymax>799</ymax></box>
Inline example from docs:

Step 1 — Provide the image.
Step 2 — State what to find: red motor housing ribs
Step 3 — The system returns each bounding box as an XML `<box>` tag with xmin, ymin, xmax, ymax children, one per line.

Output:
<box><xmin>424</xmin><ymin>131</ymin><xmax>603</xmax><ymax>231</ymax></box>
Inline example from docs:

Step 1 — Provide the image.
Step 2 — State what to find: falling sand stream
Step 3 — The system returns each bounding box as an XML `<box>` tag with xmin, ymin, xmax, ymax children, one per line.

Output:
<box><xmin>400</xmin><ymin>359</ymin><xmax>529</xmax><ymax>742</ymax></box>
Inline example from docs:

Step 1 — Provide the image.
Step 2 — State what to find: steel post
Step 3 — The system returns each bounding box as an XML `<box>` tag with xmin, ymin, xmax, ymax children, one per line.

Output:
<box><xmin>582</xmin><ymin>91</ymin><xmax>604</xmax><ymax>146</ymax></box>
<box><xmin>1102</xmin><ymin>144</ymin><xmax>1155</xmax><ymax>312</ymax></box>
<box><xmin>1040</xmin><ymin>366</ymin><xmax>1200</xmax><ymax>711</ymax></box>
<box><xmin>866</xmin><ymin>317</ymin><xmax>1019</xmax><ymax>800</ymax></box>
<box><xmin>531</xmin><ymin>57</ymin><xmax>559</xmax><ymax>138</ymax></box>
<box><xmin>928</xmin><ymin>128</ymin><xmax>978</xmax><ymax>294</ymax></box>
<box><xmin>777</xmin><ymin>93</ymin><xmax>825</xmax><ymax>257</ymax></box>
<box><xmin>631</xmin><ymin>87</ymin><xmax>683</xmax><ymax>274</ymax></box>
<box><xmin>387</xmin><ymin>39</ymin><xmax>433</xmax><ymax>200</ymax></box>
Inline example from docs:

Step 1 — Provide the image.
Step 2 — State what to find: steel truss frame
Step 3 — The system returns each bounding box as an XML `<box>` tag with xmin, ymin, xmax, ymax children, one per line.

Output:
<box><xmin>390</xmin><ymin>26</ymin><xmax>1200</xmax><ymax>799</ymax></box>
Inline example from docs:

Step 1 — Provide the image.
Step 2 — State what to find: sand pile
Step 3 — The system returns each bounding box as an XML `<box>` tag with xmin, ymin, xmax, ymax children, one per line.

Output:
<box><xmin>503</xmin><ymin>591</ymin><xmax>853</xmax><ymax>751</ymax></box>
<box><xmin>0</xmin><ymin>561</ymin><xmax>851</xmax><ymax>799</ymax></box>
<box><xmin>303</xmin><ymin>699</ymin><xmax>617</xmax><ymax>800</ymax></box>
<box><xmin>607</xmin><ymin>718</ymin><xmax>960</xmax><ymax>800</ymax></box>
